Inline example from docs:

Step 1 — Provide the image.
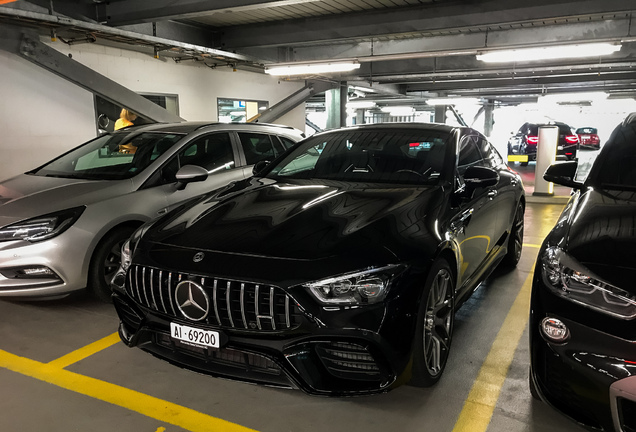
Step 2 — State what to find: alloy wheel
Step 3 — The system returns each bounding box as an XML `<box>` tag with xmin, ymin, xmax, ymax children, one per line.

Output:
<box><xmin>423</xmin><ymin>268</ymin><xmax>453</xmax><ymax>376</ymax></box>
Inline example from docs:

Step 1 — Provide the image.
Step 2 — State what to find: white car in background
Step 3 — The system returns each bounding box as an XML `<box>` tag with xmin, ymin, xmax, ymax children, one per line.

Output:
<box><xmin>0</xmin><ymin>122</ymin><xmax>303</xmax><ymax>301</ymax></box>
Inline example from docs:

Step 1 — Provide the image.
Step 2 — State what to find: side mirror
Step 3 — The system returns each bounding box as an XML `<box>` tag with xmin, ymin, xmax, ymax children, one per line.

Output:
<box><xmin>252</xmin><ymin>160</ymin><xmax>271</xmax><ymax>176</ymax></box>
<box><xmin>175</xmin><ymin>165</ymin><xmax>208</xmax><ymax>190</ymax></box>
<box><xmin>544</xmin><ymin>161</ymin><xmax>583</xmax><ymax>189</ymax></box>
<box><xmin>464</xmin><ymin>166</ymin><xmax>500</xmax><ymax>189</ymax></box>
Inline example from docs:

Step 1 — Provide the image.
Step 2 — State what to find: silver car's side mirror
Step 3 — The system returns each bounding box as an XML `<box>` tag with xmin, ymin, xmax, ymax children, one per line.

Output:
<box><xmin>175</xmin><ymin>165</ymin><xmax>208</xmax><ymax>190</ymax></box>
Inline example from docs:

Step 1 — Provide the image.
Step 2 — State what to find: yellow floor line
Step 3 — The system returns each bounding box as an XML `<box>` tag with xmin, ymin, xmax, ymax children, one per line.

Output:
<box><xmin>47</xmin><ymin>332</ymin><xmax>121</xmax><ymax>369</ymax></box>
<box><xmin>0</xmin><ymin>349</ymin><xmax>257</xmax><ymax>432</ymax></box>
<box><xmin>523</xmin><ymin>243</ymin><xmax>542</xmax><ymax>248</ymax></box>
<box><xmin>452</xmin><ymin>270</ymin><xmax>534</xmax><ymax>432</ymax></box>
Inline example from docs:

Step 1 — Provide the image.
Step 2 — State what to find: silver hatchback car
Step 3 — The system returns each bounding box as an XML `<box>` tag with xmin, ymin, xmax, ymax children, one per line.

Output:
<box><xmin>0</xmin><ymin>122</ymin><xmax>304</xmax><ymax>301</ymax></box>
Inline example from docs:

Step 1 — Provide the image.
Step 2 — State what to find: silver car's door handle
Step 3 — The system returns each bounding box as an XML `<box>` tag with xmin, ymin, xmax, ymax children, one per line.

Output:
<box><xmin>157</xmin><ymin>208</ymin><xmax>168</xmax><ymax>216</ymax></box>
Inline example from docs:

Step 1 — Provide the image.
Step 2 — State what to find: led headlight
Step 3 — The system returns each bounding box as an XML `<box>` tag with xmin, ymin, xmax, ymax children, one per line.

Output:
<box><xmin>541</xmin><ymin>246</ymin><xmax>636</xmax><ymax>319</ymax></box>
<box><xmin>0</xmin><ymin>207</ymin><xmax>85</xmax><ymax>242</ymax></box>
<box><xmin>304</xmin><ymin>264</ymin><xmax>401</xmax><ymax>305</ymax></box>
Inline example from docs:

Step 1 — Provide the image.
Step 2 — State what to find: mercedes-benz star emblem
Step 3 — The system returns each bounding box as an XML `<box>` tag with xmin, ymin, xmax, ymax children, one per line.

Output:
<box><xmin>175</xmin><ymin>280</ymin><xmax>210</xmax><ymax>321</ymax></box>
<box><xmin>193</xmin><ymin>252</ymin><xmax>205</xmax><ymax>263</ymax></box>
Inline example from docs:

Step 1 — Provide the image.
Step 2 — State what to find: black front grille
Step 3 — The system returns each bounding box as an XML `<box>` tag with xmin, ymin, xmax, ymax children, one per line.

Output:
<box><xmin>125</xmin><ymin>265</ymin><xmax>302</xmax><ymax>332</ymax></box>
<box><xmin>316</xmin><ymin>342</ymin><xmax>382</xmax><ymax>381</ymax></box>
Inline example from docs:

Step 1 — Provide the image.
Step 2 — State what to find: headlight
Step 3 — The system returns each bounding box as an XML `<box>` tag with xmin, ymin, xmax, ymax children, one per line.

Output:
<box><xmin>304</xmin><ymin>264</ymin><xmax>401</xmax><ymax>305</ymax></box>
<box><xmin>119</xmin><ymin>221</ymin><xmax>153</xmax><ymax>273</ymax></box>
<box><xmin>541</xmin><ymin>246</ymin><xmax>636</xmax><ymax>319</ymax></box>
<box><xmin>0</xmin><ymin>207</ymin><xmax>85</xmax><ymax>242</ymax></box>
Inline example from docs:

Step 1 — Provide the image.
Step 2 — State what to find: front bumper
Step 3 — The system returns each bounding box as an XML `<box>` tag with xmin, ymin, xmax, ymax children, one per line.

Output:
<box><xmin>530</xmin><ymin>274</ymin><xmax>636</xmax><ymax>431</ymax></box>
<box><xmin>0</xmin><ymin>229</ymin><xmax>92</xmax><ymax>298</ymax></box>
<box><xmin>112</xmin><ymin>266</ymin><xmax>421</xmax><ymax>396</ymax></box>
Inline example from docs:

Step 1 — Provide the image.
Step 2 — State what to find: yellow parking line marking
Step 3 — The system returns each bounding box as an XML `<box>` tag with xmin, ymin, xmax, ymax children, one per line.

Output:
<box><xmin>523</xmin><ymin>243</ymin><xmax>542</xmax><ymax>248</ymax></box>
<box><xmin>47</xmin><ymin>332</ymin><xmax>121</xmax><ymax>369</ymax></box>
<box><xmin>0</xmin><ymin>349</ymin><xmax>257</xmax><ymax>432</ymax></box>
<box><xmin>155</xmin><ymin>428</ymin><xmax>166</xmax><ymax>432</ymax></box>
<box><xmin>452</xmin><ymin>270</ymin><xmax>534</xmax><ymax>432</ymax></box>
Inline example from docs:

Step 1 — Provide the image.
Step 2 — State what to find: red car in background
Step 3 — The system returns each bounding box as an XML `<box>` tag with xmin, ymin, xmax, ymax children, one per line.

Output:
<box><xmin>575</xmin><ymin>127</ymin><xmax>601</xmax><ymax>150</ymax></box>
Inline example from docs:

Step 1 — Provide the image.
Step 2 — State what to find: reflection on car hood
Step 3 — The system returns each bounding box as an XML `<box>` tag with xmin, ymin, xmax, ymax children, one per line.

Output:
<box><xmin>0</xmin><ymin>174</ymin><xmax>132</xmax><ymax>225</ymax></box>
<box><xmin>142</xmin><ymin>178</ymin><xmax>444</xmax><ymax>282</ymax></box>
<box><xmin>566</xmin><ymin>188</ymin><xmax>636</xmax><ymax>289</ymax></box>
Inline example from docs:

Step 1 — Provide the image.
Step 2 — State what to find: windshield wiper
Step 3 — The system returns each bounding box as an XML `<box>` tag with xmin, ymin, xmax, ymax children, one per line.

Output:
<box><xmin>43</xmin><ymin>173</ymin><xmax>86</xmax><ymax>179</ymax></box>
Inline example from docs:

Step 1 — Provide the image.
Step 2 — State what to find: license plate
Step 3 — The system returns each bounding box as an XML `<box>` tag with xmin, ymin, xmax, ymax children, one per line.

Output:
<box><xmin>170</xmin><ymin>322</ymin><xmax>219</xmax><ymax>348</ymax></box>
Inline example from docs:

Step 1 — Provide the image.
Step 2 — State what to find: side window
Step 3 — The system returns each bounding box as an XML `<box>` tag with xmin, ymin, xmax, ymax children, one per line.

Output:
<box><xmin>278</xmin><ymin>136</ymin><xmax>297</xmax><ymax>150</ymax></box>
<box><xmin>476</xmin><ymin>137</ymin><xmax>504</xmax><ymax>168</ymax></box>
<box><xmin>157</xmin><ymin>132</ymin><xmax>234</xmax><ymax>185</ymax></box>
<box><xmin>239</xmin><ymin>132</ymin><xmax>283</xmax><ymax>165</ymax></box>
<box><xmin>457</xmin><ymin>135</ymin><xmax>484</xmax><ymax>176</ymax></box>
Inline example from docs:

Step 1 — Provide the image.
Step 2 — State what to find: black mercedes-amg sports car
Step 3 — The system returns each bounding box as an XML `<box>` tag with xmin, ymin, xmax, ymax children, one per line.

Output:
<box><xmin>530</xmin><ymin>114</ymin><xmax>636</xmax><ymax>431</ymax></box>
<box><xmin>112</xmin><ymin>123</ymin><xmax>525</xmax><ymax>396</ymax></box>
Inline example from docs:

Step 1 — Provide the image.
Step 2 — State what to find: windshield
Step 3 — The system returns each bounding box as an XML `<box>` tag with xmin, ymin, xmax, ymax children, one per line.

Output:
<box><xmin>32</xmin><ymin>131</ymin><xmax>184</xmax><ymax>180</ymax></box>
<box><xmin>266</xmin><ymin>128</ymin><xmax>451</xmax><ymax>185</ymax></box>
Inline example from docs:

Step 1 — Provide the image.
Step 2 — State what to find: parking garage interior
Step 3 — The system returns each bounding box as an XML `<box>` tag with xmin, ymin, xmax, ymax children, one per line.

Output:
<box><xmin>2</xmin><ymin>0</ymin><xmax>636</xmax><ymax>431</ymax></box>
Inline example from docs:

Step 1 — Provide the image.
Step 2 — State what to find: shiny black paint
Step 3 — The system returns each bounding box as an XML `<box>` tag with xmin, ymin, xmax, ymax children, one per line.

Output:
<box><xmin>530</xmin><ymin>119</ymin><xmax>636</xmax><ymax>430</ymax></box>
<box><xmin>114</xmin><ymin>124</ymin><xmax>524</xmax><ymax>395</ymax></box>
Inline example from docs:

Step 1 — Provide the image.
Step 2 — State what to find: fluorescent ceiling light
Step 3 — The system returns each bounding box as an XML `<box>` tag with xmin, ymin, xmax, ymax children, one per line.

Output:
<box><xmin>477</xmin><ymin>43</ymin><xmax>621</xmax><ymax>63</ymax></box>
<box><xmin>350</xmin><ymin>86</ymin><xmax>376</xmax><ymax>93</ymax></box>
<box><xmin>426</xmin><ymin>98</ymin><xmax>479</xmax><ymax>106</ymax></box>
<box><xmin>265</xmin><ymin>61</ymin><xmax>361</xmax><ymax>76</ymax></box>
<box><xmin>540</xmin><ymin>92</ymin><xmax>608</xmax><ymax>103</ymax></box>
<box><xmin>346</xmin><ymin>101</ymin><xmax>376</xmax><ymax>109</ymax></box>
<box><xmin>381</xmin><ymin>106</ymin><xmax>415</xmax><ymax>115</ymax></box>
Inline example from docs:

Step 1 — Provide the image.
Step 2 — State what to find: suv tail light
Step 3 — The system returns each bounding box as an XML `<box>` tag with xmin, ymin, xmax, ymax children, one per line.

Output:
<box><xmin>527</xmin><ymin>136</ymin><xmax>539</xmax><ymax>144</ymax></box>
<box><xmin>565</xmin><ymin>135</ymin><xmax>579</xmax><ymax>144</ymax></box>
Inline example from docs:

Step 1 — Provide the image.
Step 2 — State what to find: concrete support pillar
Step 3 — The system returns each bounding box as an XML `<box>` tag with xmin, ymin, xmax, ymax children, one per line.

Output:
<box><xmin>326</xmin><ymin>82</ymin><xmax>347</xmax><ymax>130</ymax></box>
<box><xmin>434</xmin><ymin>105</ymin><xmax>447</xmax><ymax>124</ymax></box>
<box><xmin>355</xmin><ymin>109</ymin><xmax>364</xmax><ymax>125</ymax></box>
<box><xmin>534</xmin><ymin>126</ymin><xmax>559</xmax><ymax>196</ymax></box>
<box><xmin>484</xmin><ymin>99</ymin><xmax>494</xmax><ymax>137</ymax></box>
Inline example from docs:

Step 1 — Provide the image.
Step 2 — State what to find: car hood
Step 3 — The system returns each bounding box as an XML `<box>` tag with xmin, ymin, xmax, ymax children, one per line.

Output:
<box><xmin>0</xmin><ymin>173</ymin><xmax>132</xmax><ymax>226</ymax></box>
<box><xmin>566</xmin><ymin>188</ymin><xmax>636</xmax><ymax>289</ymax></box>
<box><xmin>140</xmin><ymin>178</ymin><xmax>445</xmax><ymax>286</ymax></box>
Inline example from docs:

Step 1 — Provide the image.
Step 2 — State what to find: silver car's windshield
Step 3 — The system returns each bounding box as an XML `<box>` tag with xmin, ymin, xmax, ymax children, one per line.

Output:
<box><xmin>32</xmin><ymin>131</ymin><xmax>184</xmax><ymax>180</ymax></box>
<box><xmin>267</xmin><ymin>129</ymin><xmax>450</xmax><ymax>185</ymax></box>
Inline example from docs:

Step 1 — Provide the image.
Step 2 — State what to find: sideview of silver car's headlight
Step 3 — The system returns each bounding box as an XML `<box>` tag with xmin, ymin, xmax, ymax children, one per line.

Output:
<box><xmin>0</xmin><ymin>206</ymin><xmax>85</xmax><ymax>243</ymax></box>
<box><xmin>541</xmin><ymin>246</ymin><xmax>636</xmax><ymax>319</ymax></box>
<box><xmin>304</xmin><ymin>264</ymin><xmax>402</xmax><ymax>305</ymax></box>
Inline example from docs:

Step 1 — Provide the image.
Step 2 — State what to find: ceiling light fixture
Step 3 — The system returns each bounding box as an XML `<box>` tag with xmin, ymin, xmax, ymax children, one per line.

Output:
<box><xmin>346</xmin><ymin>101</ymin><xmax>377</xmax><ymax>109</ymax></box>
<box><xmin>265</xmin><ymin>61</ymin><xmax>361</xmax><ymax>76</ymax></box>
<box><xmin>477</xmin><ymin>43</ymin><xmax>621</xmax><ymax>63</ymax></box>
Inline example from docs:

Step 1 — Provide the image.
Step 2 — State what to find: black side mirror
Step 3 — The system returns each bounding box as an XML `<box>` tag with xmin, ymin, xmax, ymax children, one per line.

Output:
<box><xmin>175</xmin><ymin>165</ymin><xmax>208</xmax><ymax>190</ymax></box>
<box><xmin>464</xmin><ymin>166</ymin><xmax>500</xmax><ymax>189</ymax></box>
<box><xmin>544</xmin><ymin>161</ymin><xmax>583</xmax><ymax>189</ymax></box>
<box><xmin>252</xmin><ymin>160</ymin><xmax>271</xmax><ymax>176</ymax></box>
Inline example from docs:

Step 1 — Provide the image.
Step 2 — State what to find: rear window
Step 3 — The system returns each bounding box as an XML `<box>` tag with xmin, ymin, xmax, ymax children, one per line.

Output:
<box><xmin>576</xmin><ymin>128</ymin><xmax>597</xmax><ymax>134</ymax></box>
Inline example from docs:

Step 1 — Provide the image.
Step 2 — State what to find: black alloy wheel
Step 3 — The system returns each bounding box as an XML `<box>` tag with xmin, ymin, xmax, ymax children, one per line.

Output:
<box><xmin>411</xmin><ymin>259</ymin><xmax>455</xmax><ymax>387</ymax></box>
<box><xmin>503</xmin><ymin>202</ymin><xmax>524</xmax><ymax>267</ymax></box>
<box><xmin>88</xmin><ymin>226</ymin><xmax>135</xmax><ymax>302</ymax></box>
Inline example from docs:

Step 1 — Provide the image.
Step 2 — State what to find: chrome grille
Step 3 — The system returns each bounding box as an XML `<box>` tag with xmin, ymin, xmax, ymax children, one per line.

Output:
<box><xmin>126</xmin><ymin>265</ymin><xmax>301</xmax><ymax>331</ymax></box>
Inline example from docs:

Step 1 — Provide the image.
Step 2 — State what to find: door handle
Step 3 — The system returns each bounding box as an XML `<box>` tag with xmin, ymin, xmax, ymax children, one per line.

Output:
<box><xmin>157</xmin><ymin>208</ymin><xmax>168</xmax><ymax>216</ymax></box>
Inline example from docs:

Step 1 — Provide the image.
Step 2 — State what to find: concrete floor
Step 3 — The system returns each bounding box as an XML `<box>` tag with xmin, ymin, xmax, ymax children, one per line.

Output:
<box><xmin>0</xmin><ymin>202</ymin><xmax>586</xmax><ymax>432</ymax></box>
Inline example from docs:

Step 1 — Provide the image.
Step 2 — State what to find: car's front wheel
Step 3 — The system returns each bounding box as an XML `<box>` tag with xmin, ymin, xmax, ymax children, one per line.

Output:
<box><xmin>88</xmin><ymin>226</ymin><xmax>135</xmax><ymax>302</ymax></box>
<box><xmin>502</xmin><ymin>201</ymin><xmax>524</xmax><ymax>267</ymax></box>
<box><xmin>411</xmin><ymin>259</ymin><xmax>455</xmax><ymax>387</ymax></box>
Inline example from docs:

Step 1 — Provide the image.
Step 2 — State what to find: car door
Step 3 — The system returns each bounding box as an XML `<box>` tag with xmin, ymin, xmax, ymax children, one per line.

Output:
<box><xmin>149</xmin><ymin>132</ymin><xmax>247</xmax><ymax>212</ymax></box>
<box><xmin>452</xmin><ymin>133</ymin><xmax>499</xmax><ymax>289</ymax></box>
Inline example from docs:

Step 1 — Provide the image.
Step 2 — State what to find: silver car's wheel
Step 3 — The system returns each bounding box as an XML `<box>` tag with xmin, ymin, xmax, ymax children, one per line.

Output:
<box><xmin>88</xmin><ymin>226</ymin><xmax>135</xmax><ymax>302</ymax></box>
<box><xmin>411</xmin><ymin>259</ymin><xmax>455</xmax><ymax>387</ymax></box>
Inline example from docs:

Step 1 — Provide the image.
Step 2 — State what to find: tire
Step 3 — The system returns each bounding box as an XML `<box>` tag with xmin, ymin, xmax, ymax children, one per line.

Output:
<box><xmin>411</xmin><ymin>259</ymin><xmax>455</xmax><ymax>387</ymax></box>
<box><xmin>88</xmin><ymin>226</ymin><xmax>135</xmax><ymax>302</ymax></box>
<box><xmin>502</xmin><ymin>201</ymin><xmax>524</xmax><ymax>267</ymax></box>
<box><xmin>529</xmin><ymin>369</ymin><xmax>541</xmax><ymax>400</ymax></box>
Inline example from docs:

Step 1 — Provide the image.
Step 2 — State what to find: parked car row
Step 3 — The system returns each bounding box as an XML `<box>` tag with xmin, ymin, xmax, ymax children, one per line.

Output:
<box><xmin>2</xmin><ymin>114</ymin><xmax>633</xmax><ymax>431</ymax></box>
<box><xmin>507</xmin><ymin>122</ymin><xmax>602</xmax><ymax>165</ymax></box>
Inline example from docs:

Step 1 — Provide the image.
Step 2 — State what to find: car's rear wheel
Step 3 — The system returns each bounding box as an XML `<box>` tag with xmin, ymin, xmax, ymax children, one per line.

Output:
<box><xmin>411</xmin><ymin>259</ymin><xmax>455</xmax><ymax>387</ymax></box>
<box><xmin>88</xmin><ymin>226</ymin><xmax>135</xmax><ymax>302</ymax></box>
<box><xmin>502</xmin><ymin>201</ymin><xmax>524</xmax><ymax>267</ymax></box>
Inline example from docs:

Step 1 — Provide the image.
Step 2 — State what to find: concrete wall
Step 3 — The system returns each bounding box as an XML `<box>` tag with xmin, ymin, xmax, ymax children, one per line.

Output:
<box><xmin>0</xmin><ymin>39</ymin><xmax>305</xmax><ymax>181</ymax></box>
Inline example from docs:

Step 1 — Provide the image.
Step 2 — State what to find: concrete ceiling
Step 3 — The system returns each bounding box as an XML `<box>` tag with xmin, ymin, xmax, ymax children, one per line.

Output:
<box><xmin>5</xmin><ymin>0</ymin><xmax>636</xmax><ymax>107</ymax></box>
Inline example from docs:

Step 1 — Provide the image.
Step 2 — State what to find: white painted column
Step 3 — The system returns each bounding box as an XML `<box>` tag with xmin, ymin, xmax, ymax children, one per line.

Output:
<box><xmin>534</xmin><ymin>125</ymin><xmax>559</xmax><ymax>196</ymax></box>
